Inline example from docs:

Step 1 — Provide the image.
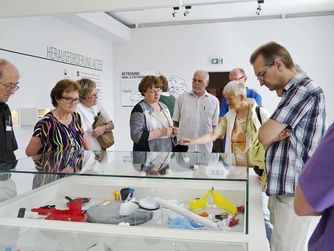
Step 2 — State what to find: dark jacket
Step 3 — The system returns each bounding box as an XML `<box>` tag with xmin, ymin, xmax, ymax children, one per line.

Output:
<box><xmin>0</xmin><ymin>103</ymin><xmax>18</xmax><ymax>166</ymax></box>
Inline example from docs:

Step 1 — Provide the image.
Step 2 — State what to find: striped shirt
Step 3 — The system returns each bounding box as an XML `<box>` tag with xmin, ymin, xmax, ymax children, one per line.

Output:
<box><xmin>33</xmin><ymin>112</ymin><xmax>84</xmax><ymax>154</ymax></box>
<box><xmin>266</xmin><ymin>73</ymin><xmax>326</xmax><ymax>196</ymax></box>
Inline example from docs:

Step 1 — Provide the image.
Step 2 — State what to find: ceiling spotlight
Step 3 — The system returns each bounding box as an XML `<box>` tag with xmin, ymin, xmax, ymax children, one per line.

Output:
<box><xmin>172</xmin><ymin>6</ymin><xmax>179</xmax><ymax>17</ymax></box>
<box><xmin>256</xmin><ymin>4</ymin><xmax>262</xmax><ymax>15</ymax></box>
<box><xmin>256</xmin><ymin>0</ymin><xmax>264</xmax><ymax>15</ymax></box>
<box><xmin>183</xmin><ymin>6</ymin><xmax>191</xmax><ymax>16</ymax></box>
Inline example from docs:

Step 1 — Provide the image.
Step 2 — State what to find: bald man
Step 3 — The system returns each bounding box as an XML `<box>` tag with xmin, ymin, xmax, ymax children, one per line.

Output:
<box><xmin>173</xmin><ymin>70</ymin><xmax>219</xmax><ymax>153</ymax></box>
<box><xmin>219</xmin><ymin>68</ymin><xmax>262</xmax><ymax>119</ymax></box>
<box><xmin>0</xmin><ymin>59</ymin><xmax>19</xmax><ymax>164</ymax></box>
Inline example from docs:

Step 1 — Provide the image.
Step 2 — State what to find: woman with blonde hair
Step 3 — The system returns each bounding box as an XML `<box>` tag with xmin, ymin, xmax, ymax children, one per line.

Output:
<box><xmin>76</xmin><ymin>78</ymin><xmax>114</xmax><ymax>150</ymax></box>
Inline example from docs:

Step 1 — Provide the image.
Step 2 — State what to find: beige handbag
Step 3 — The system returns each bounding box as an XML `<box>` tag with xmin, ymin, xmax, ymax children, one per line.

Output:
<box><xmin>92</xmin><ymin>112</ymin><xmax>114</xmax><ymax>150</ymax></box>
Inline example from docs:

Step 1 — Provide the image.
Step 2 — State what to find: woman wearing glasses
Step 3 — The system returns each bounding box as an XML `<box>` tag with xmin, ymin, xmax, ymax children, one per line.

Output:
<box><xmin>26</xmin><ymin>79</ymin><xmax>89</xmax><ymax>156</ymax></box>
<box><xmin>76</xmin><ymin>78</ymin><xmax>114</xmax><ymax>151</ymax></box>
<box><xmin>130</xmin><ymin>75</ymin><xmax>178</xmax><ymax>152</ymax></box>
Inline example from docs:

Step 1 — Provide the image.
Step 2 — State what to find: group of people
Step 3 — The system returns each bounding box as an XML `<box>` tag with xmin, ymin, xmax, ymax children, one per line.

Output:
<box><xmin>0</xmin><ymin>59</ymin><xmax>114</xmax><ymax>161</ymax></box>
<box><xmin>128</xmin><ymin>42</ymin><xmax>332</xmax><ymax>251</ymax></box>
<box><xmin>1</xmin><ymin>40</ymin><xmax>333</xmax><ymax>251</ymax></box>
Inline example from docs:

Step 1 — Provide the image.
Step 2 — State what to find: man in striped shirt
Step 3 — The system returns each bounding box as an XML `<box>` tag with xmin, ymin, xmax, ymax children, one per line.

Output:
<box><xmin>250</xmin><ymin>42</ymin><xmax>326</xmax><ymax>251</ymax></box>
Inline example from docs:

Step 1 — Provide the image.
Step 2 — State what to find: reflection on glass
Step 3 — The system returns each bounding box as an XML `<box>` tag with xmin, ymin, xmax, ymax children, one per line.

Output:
<box><xmin>0</xmin><ymin>159</ymin><xmax>18</xmax><ymax>203</ymax></box>
<box><xmin>0</xmin><ymin>151</ymin><xmax>248</xmax><ymax>181</ymax></box>
<box><xmin>132</xmin><ymin>151</ymin><xmax>172</xmax><ymax>176</ymax></box>
<box><xmin>32</xmin><ymin>150</ymin><xmax>84</xmax><ymax>189</ymax></box>
<box><xmin>0</xmin><ymin>225</ymin><xmax>247</xmax><ymax>251</ymax></box>
<box><xmin>0</xmin><ymin>173</ymin><xmax>17</xmax><ymax>203</ymax></box>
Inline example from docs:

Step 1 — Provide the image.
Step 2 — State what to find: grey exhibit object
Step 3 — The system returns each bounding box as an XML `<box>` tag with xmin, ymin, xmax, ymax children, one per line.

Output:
<box><xmin>86</xmin><ymin>201</ymin><xmax>153</xmax><ymax>225</ymax></box>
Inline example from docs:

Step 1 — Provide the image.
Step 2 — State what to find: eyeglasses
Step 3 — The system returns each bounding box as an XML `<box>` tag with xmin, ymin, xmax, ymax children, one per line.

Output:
<box><xmin>192</xmin><ymin>78</ymin><xmax>206</xmax><ymax>84</ymax></box>
<box><xmin>146</xmin><ymin>88</ymin><xmax>162</xmax><ymax>94</ymax></box>
<box><xmin>61</xmin><ymin>96</ymin><xmax>80</xmax><ymax>104</ymax></box>
<box><xmin>0</xmin><ymin>81</ymin><xmax>20</xmax><ymax>91</ymax></box>
<box><xmin>85</xmin><ymin>93</ymin><xmax>98</xmax><ymax>100</ymax></box>
<box><xmin>257</xmin><ymin>63</ymin><xmax>274</xmax><ymax>82</ymax></box>
<box><xmin>230</xmin><ymin>75</ymin><xmax>245</xmax><ymax>81</ymax></box>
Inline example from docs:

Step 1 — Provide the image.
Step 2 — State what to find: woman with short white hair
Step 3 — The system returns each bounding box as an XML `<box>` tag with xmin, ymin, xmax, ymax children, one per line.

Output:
<box><xmin>180</xmin><ymin>80</ymin><xmax>269</xmax><ymax>165</ymax></box>
<box><xmin>76</xmin><ymin>78</ymin><xmax>114</xmax><ymax>151</ymax></box>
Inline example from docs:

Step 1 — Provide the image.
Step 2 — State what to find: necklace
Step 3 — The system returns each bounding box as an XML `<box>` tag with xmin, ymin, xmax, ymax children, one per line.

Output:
<box><xmin>53</xmin><ymin>110</ymin><xmax>72</xmax><ymax>126</ymax></box>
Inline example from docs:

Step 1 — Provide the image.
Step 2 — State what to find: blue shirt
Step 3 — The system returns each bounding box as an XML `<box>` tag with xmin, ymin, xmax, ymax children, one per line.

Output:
<box><xmin>219</xmin><ymin>87</ymin><xmax>262</xmax><ymax>117</ymax></box>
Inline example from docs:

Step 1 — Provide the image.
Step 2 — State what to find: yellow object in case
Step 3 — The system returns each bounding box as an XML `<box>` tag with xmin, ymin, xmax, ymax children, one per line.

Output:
<box><xmin>189</xmin><ymin>188</ymin><xmax>237</xmax><ymax>215</ymax></box>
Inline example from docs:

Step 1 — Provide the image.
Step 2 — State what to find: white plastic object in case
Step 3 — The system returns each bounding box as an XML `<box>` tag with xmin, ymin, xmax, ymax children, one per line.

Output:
<box><xmin>138</xmin><ymin>196</ymin><xmax>159</xmax><ymax>210</ymax></box>
<box><xmin>119</xmin><ymin>201</ymin><xmax>138</xmax><ymax>216</ymax></box>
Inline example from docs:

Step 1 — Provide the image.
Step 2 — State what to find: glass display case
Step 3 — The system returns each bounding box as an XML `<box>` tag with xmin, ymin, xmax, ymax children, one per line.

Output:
<box><xmin>0</xmin><ymin>151</ymin><xmax>268</xmax><ymax>251</ymax></box>
<box><xmin>0</xmin><ymin>225</ymin><xmax>246</xmax><ymax>251</ymax></box>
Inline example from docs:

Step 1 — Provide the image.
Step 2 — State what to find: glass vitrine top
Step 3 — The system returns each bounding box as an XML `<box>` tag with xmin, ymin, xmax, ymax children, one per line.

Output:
<box><xmin>0</xmin><ymin>150</ymin><xmax>248</xmax><ymax>181</ymax></box>
<box><xmin>0</xmin><ymin>225</ymin><xmax>248</xmax><ymax>251</ymax></box>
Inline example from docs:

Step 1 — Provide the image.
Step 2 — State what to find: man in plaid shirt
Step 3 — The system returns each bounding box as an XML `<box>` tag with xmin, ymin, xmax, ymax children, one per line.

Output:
<box><xmin>250</xmin><ymin>42</ymin><xmax>326</xmax><ymax>251</ymax></box>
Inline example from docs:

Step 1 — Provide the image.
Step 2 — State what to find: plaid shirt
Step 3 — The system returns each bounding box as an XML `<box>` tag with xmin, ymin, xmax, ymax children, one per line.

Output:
<box><xmin>265</xmin><ymin>73</ymin><xmax>326</xmax><ymax>196</ymax></box>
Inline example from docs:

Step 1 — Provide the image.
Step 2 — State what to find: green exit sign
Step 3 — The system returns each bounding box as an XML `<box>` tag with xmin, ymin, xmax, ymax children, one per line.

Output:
<box><xmin>211</xmin><ymin>58</ymin><xmax>223</xmax><ymax>64</ymax></box>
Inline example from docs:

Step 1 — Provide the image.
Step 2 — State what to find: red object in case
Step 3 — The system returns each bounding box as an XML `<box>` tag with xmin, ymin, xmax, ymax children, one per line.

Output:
<box><xmin>31</xmin><ymin>200</ymin><xmax>87</xmax><ymax>222</ymax></box>
<box><xmin>237</xmin><ymin>205</ymin><xmax>245</xmax><ymax>214</ymax></box>
<box><xmin>228</xmin><ymin>216</ymin><xmax>240</xmax><ymax>227</ymax></box>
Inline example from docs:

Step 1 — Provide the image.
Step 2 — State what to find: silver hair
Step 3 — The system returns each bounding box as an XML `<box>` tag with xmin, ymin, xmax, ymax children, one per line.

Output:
<box><xmin>223</xmin><ymin>80</ymin><xmax>247</xmax><ymax>97</ymax></box>
<box><xmin>0</xmin><ymin>59</ymin><xmax>12</xmax><ymax>78</ymax></box>
<box><xmin>194</xmin><ymin>70</ymin><xmax>209</xmax><ymax>82</ymax></box>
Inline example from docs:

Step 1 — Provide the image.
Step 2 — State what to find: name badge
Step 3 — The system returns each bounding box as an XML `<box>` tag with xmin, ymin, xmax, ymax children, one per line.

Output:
<box><xmin>6</xmin><ymin>126</ymin><xmax>12</xmax><ymax>131</ymax></box>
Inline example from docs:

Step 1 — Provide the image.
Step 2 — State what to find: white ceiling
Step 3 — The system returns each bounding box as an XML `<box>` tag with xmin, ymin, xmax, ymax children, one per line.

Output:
<box><xmin>1</xmin><ymin>0</ymin><xmax>333</xmax><ymax>41</ymax></box>
<box><xmin>106</xmin><ymin>0</ymin><xmax>334</xmax><ymax>28</ymax></box>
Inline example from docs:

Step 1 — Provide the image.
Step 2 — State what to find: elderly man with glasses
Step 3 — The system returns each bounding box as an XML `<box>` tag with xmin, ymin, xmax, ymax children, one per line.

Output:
<box><xmin>250</xmin><ymin>41</ymin><xmax>326</xmax><ymax>251</ymax></box>
<box><xmin>0</xmin><ymin>59</ymin><xmax>19</xmax><ymax>164</ymax></box>
<box><xmin>173</xmin><ymin>70</ymin><xmax>219</xmax><ymax>153</ymax></box>
<box><xmin>219</xmin><ymin>68</ymin><xmax>262</xmax><ymax>119</ymax></box>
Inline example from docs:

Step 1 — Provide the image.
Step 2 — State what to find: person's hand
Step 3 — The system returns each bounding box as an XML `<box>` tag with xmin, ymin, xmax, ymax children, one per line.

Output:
<box><xmin>92</xmin><ymin>125</ymin><xmax>105</xmax><ymax>138</ymax></box>
<box><xmin>61</xmin><ymin>166</ymin><xmax>75</xmax><ymax>173</ymax></box>
<box><xmin>179</xmin><ymin>137</ymin><xmax>194</xmax><ymax>145</ymax></box>
<box><xmin>109</xmin><ymin>121</ymin><xmax>115</xmax><ymax>130</ymax></box>
<box><xmin>161</xmin><ymin>127</ymin><xmax>173</xmax><ymax>137</ymax></box>
<box><xmin>147</xmin><ymin>166</ymin><xmax>160</xmax><ymax>176</ymax></box>
<box><xmin>172</xmin><ymin>127</ymin><xmax>179</xmax><ymax>136</ymax></box>
<box><xmin>272</xmin><ymin>128</ymin><xmax>291</xmax><ymax>142</ymax></box>
<box><xmin>276</xmin><ymin>89</ymin><xmax>284</xmax><ymax>97</ymax></box>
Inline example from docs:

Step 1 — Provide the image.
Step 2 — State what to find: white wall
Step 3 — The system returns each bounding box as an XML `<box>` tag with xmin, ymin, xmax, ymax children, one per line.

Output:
<box><xmin>0</xmin><ymin>16</ymin><xmax>114</xmax><ymax>158</ymax></box>
<box><xmin>114</xmin><ymin>15</ymin><xmax>334</xmax><ymax>151</ymax></box>
<box><xmin>1</xmin><ymin>15</ymin><xmax>333</xmax><ymax>154</ymax></box>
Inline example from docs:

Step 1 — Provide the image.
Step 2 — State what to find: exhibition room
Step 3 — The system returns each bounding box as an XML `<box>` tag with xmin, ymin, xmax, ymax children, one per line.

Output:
<box><xmin>1</xmin><ymin>1</ymin><xmax>333</xmax><ymax>250</ymax></box>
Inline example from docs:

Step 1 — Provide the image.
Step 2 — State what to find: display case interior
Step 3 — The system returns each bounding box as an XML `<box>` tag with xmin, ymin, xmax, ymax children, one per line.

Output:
<box><xmin>0</xmin><ymin>151</ymin><xmax>256</xmax><ymax>251</ymax></box>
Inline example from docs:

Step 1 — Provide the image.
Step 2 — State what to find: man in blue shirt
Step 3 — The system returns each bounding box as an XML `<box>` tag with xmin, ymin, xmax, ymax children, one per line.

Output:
<box><xmin>219</xmin><ymin>68</ymin><xmax>262</xmax><ymax>118</ymax></box>
<box><xmin>216</xmin><ymin>68</ymin><xmax>262</xmax><ymax>153</ymax></box>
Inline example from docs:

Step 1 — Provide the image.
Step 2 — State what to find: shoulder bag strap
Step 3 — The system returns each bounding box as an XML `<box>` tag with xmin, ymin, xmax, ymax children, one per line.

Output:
<box><xmin>255</xmin><ymin>106</ymin><xmax>262</xmax><ymax>125</ymax></box>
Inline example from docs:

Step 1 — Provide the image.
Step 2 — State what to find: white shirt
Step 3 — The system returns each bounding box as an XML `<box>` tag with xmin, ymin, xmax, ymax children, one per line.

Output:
<box><xmin>76</xmin><ymin>102</ymin><xmax>111</xmax><ymax>151</ymax></box>
<box><xmin>173</xmin><ymin>91</ymin><xmax>219</xmax><ymax>153</ymax></box>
